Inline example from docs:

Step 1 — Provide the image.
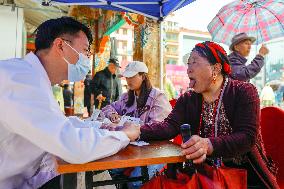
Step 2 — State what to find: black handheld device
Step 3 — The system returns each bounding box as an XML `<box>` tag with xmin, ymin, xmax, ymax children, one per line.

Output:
<box><xmin>180</xmin><ymin>124</ymin><xmax>191</xmax><ymax>143</ymax></box>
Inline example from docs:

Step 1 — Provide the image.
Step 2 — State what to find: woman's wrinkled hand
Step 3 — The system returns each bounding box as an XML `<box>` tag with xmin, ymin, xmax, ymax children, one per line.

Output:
<box><xmin>181</xmin><ymin>135</ymin><xmax>213</xmax><ymax>164</ymax></box>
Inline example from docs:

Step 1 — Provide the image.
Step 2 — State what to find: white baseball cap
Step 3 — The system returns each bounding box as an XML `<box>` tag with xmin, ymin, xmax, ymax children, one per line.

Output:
<box><xmin>121</xmin><ymin>61</ymin><xmax>148</xmax><ymax>78</ymax></box>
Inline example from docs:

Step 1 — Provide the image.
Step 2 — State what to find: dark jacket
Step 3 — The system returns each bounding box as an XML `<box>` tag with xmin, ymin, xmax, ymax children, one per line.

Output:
<box><xmin>84</xmin><ymin>75</ymin><xmax>92</xmax><ymax>107</ymax></box>
<box><xmin>141</xmin><ymin>79</ymin><xmax>279</xmax><ymax>189</ymax></box>
<box><xmin>228</xmin><ymin>51</ymin><xmax>265</xmax><ymax>82</ymax></box>
<box><xmin>90</xmin><ymin>68</ymin><xmax>119</xmax><ymax>108</ymax></box>
<box><xmin>63</xmin><ymin>88</ymin><xmax>73</xmax><ymax>107</ymax></box>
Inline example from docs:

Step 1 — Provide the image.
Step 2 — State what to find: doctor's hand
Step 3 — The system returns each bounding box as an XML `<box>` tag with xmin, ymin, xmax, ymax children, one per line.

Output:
<box><xmin>100</xmin><ymin>122</ymin><xmax>118</xmax><ymax>131</ymax></box>
<box><xmin>121</xmin><ymin>121</ymin><xmax>141</xmax><ymax>142</ymax></box>
<box><xmin>181</xmin><ymin>135</ymin><xmax>213</xmax><ymax>164</ymax></box>
<box><xmin>109</xmin><ymin>113</ymin><xmax>121</xmax><ymax>123</ymax></box>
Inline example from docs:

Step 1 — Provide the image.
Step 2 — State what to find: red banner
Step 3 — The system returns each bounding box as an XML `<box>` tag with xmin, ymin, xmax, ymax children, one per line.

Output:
<box><xmin>166</xmin><ymin>64</ymin><xmax>190</xmax><ymax>93</ymax></box>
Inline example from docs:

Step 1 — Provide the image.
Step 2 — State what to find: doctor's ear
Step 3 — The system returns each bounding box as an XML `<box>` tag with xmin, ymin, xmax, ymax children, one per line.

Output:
<box><xmin>53</xmin><ymin>38</ymin><xmax>64</xmax><ymax>54</ymax></box>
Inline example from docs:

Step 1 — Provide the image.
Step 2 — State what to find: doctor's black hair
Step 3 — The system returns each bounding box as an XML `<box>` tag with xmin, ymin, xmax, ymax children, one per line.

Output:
<box><xmin>34</xmin><ymin>16</ymin><xmax>93</xmax><ymax>53</ymax></box>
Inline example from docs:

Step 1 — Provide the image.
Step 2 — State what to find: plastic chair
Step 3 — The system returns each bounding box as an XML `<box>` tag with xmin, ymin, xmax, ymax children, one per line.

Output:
<box><xmin>168</xmin><ymin>99</ymin><xmax>183</xmax><ymax>145</ymax></box>
<box><xmin>260</xmin><ymin>106</ymin><xmax>284</xmax><ymax>188</ymax></box>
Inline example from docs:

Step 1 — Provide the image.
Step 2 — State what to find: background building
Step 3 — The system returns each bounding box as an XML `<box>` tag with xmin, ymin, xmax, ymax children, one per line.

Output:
<box><xmin>163</xmin><ymin>17</ymin><xmax>213</xmax><ymax>95</ymax></box>
<box><xmin>110</xmin><ymin>23</ymin><xmax>134</xmax><ymax>69</ymax></box>
<box><xmin>179</xmin><ymin>28</ymin><xmax>212</xmax><ymax>65</ymax></box>
<box><xmin>163</xmin><ymin>17</ymin><xmax>180</xmax><ymax>65</ymax></box>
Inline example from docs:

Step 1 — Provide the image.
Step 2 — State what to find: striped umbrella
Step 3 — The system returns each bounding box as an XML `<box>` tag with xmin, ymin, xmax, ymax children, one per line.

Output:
<box><xmin>208</xmin><ymin>0</ymin><xmax>284</xmax><ymax>45</ymax></box>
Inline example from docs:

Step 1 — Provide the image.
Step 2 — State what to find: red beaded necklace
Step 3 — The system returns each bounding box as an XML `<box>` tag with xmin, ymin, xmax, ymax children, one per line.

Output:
<box><xmin>197</xmin><ymin>79</ymin><xmax>226</xmax><ymax>137</ymax></box>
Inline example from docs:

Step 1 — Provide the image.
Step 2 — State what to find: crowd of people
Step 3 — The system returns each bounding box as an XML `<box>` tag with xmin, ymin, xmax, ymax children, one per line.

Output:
<box><xmin>0</xmin><ymin>16</ymin><xmax>281</xmax><ymax>189</ymax></box>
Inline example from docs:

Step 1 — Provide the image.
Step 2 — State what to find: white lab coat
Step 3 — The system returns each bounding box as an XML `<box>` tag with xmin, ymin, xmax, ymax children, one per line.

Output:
<box><xmin>0</xmin><ymin>53</ymin><xmax>130</xmax><ymax>189</ymax></box>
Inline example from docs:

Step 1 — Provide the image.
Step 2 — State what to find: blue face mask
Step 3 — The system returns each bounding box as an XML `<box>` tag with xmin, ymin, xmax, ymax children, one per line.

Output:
<box><xmin>62</xmin><ymin>41</ymin><xmax>90</xmax><ymax>82</ymax></box>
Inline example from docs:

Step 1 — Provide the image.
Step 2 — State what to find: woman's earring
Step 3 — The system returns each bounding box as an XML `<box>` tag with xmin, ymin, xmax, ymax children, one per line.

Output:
<box><xmin>212</xmin><ymin>73</ymin><xmax>217</xmax><ymax>84</ymax></box>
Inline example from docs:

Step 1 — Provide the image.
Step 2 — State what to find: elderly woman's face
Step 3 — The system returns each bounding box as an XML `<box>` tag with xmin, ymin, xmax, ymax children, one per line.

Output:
<box><xmin>187</xmin><ymin>51</ymin><xmax>214</xmax><ymax>93</ymax></box>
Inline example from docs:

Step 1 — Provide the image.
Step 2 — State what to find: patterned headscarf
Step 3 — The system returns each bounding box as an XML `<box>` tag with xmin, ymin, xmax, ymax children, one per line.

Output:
<box><xmin>192</xmin><ymin>41</ymin><xmax>231</xmax><ymax>75</ymax></box>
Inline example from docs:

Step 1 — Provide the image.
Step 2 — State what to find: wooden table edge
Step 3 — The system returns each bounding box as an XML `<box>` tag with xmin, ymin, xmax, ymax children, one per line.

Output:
<box><xmin>57</xmin><ymin>155</ymin><xmax>186</xmax><ymax>174</ymax></box>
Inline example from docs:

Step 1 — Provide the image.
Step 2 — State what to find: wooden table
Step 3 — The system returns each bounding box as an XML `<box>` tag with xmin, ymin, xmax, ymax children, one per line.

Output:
<box><xmin>56</xmin><ymin>140</ymin><xmax>186</xmax><ymax>187</ymax></box>
<box><xmin>57</xmin><ymin>140</ymin><xmax>186</xmax><ymax>174</ymax></box>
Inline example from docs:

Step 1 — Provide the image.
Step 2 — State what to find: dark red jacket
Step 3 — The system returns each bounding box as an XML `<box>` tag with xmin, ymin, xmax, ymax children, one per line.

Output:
<box><xmin>141</xmin><ymin>79</ymin><xmax>279</xmax><ymax>189</ymax></box>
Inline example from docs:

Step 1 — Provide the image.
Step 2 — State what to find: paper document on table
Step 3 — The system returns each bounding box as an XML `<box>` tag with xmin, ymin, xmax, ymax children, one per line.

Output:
<box><xmin>130</xmin><ymin>141</ymin><xmax>150</xmax><ymax>146</ymax></box>
<box><xmin>118</xmin><ymin>116</ymin><xmax>141</xmax><ymax>126</ymax></box>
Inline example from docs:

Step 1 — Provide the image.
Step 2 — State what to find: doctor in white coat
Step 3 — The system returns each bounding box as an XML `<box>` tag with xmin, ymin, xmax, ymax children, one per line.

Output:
<box><xmin>0</xmin><ymin>17</ymin><xmax>140</xmax><ymax>189</ymax></box>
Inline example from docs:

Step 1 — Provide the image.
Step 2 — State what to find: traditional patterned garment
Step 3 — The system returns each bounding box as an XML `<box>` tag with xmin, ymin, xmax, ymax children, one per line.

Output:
<box><xmin>200</xmin><ymin>101</ymin><xmax>232</xmax><ymax>138</ymax></box>
<box><xmin>201</xmin><ymin>99</ymin><xmax>276</xmax><ymax>175</ymax></box>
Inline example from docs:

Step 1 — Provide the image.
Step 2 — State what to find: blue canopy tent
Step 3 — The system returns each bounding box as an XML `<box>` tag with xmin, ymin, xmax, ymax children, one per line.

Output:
<box><xmin>41</xmin><ymin>0</ymin><xmax>195</xmax><ymax>89</ymax></box>
<box><xmin>44</xmin><ymin>0</ymin><xmax>195</xmax><ymax>20</ymax></box>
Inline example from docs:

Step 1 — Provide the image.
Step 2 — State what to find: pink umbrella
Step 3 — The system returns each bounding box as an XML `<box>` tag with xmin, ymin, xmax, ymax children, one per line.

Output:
<box><xmin>208</xmin><ymin>0</ymin><xmax>284</xmax><ymax>45</ymax></box>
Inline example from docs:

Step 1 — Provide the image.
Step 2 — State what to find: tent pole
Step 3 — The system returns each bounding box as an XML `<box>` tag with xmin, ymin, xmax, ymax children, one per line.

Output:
<box><xmin>160</xmin><ymin>21</ymin><xmax>164</xmax><ymax>90</ymax></box>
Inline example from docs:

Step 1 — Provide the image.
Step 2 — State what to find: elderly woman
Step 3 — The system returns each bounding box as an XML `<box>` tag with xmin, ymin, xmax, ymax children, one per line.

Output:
<box><xmin>102</xmin><ymin>61</ymin><xmax>172</xmax><ymax>188</ymax></box>
<box><xmin>139</xmin><ymin>41</ymin><xmax>279</xmax><ymax>189</ymax></box>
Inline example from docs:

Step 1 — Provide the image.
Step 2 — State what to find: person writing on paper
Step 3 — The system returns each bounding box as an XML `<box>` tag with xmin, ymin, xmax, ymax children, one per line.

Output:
<box><xmin>134</xmin><ymin>42</ymin><xmax>278</xmax><ymax>188</ymax></box>
<box><xmin>0</xmin><ymin>17</ymin><xmax>140</xmax><ymax>189</ymax></box>
<box><xmin>102</xmin><ymin>61</ymin><xmax>171</xmax><ymax>127</ymax></box>
<box><xmin>101</xmin><ymin>61</ymin><xmax>172</xmax><ymax>188</ymax></box>
<box><xmin>228</xmin><ymin>32</ymin><xmax>269</xmax><ymax>81</ymax></box>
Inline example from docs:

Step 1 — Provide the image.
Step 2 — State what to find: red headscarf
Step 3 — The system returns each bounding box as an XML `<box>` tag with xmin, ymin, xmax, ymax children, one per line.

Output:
<box><xmin>194</xmin><ymin>41</ymin><xmax>231</xmax><ymax>75</ymax></box>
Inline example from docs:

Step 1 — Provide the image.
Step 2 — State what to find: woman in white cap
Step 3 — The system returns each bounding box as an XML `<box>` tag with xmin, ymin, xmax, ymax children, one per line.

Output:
<box><xmin>102</xmin><ymin>61</ymin><xmax>171</xmax><ymax>126</ymax></box>
<box><xmin>101</xmin><ymin>61</ymin><xmax>172</xmax><ymax>188</ymax></box>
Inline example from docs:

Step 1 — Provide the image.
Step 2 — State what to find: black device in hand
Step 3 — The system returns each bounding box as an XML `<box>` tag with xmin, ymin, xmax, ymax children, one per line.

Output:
<box><xmin>180</xmin><ymin>124</ymin><xmax>194</xmax><ymax>169</ymax></box>
<box><xmin>180</xmin><ymin>124</ymin><xmax>191</xmax><ymax>143</ymax></box>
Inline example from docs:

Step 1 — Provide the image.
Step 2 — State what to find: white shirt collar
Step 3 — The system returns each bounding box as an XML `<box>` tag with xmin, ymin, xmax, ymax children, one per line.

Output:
<box><xmin>24</xmin><ymin>52</ymin><xmax>51</xmax><ymax>86</ymax></box>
